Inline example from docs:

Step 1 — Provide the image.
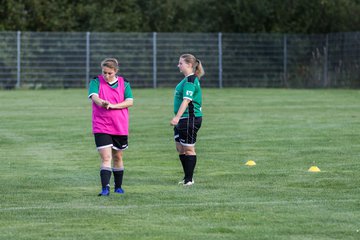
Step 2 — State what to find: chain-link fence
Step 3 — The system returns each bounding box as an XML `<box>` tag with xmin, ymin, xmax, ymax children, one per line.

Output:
<box><xmin>0</xmin><ymin>31</ymin><xmax>359</xmax><ymax>89</ymax></box>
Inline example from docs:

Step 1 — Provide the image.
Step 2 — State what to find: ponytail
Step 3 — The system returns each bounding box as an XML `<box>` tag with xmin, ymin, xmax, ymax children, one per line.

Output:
<box><xmin>195</xmin><ymin>59</ymin><xmax>205</xmax><ymax>78</ymax></box>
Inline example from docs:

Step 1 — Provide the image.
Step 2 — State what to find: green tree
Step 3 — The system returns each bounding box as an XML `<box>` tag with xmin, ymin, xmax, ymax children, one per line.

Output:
<box><xmin>72</xmin><ymin>0</ymin><xmax>143</xmax><ymax>32</ymax></box>
<box><xmin>0</xmin><ymin>0</ymin><xmax>359</xmax><ymax>33</ymax></box>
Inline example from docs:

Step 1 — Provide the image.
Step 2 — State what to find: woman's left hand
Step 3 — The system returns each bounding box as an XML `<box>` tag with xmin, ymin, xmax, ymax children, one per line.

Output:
<box><xmin>102</xmin><ymin>100</ymin><xmax>110</xmax><ymax>109</ymax></box>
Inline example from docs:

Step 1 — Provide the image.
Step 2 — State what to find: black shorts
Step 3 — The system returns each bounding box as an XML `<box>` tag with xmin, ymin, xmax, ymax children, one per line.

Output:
<box><xmin>174</xmin><ymin>117</ymin><xmax>202</xmax><ymax>146</ymax></box>
<box><xmin>94</xmin><ymin>133</ymin><xmax>128</xmax><ymax>151</ymax></box>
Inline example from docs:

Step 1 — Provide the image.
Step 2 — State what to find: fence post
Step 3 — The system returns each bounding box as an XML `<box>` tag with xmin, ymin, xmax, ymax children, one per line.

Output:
<box><xmin>218</xmin><ymin>32</ymin><xmax>223</xmax><ymax>88</ymax></box>
<box><xmin>283</xmin><ymin>34</ymin><xmax>288</xmax><ymax>87</ymax></box>
<box><xmin>86</xmin><ymin>32</ymin><xmax>90</xmax><ymax>88</ymax></box>
<box><xmin>153</xmin><ymin>32</ymin><xmax>157</xmax><ymax>88</ymax></box>
<box><xmin>323</xmin><ymin>34</ymin><xmax>328</xmax><ymax>87</ymax></box>
<box><xmin>16</xmin><ymin>31</ymin><xmax>21</xmax><ymax>88</ymax></box>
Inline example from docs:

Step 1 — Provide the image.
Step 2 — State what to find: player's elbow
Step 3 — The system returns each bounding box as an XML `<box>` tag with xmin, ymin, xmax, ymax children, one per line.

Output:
<box><xmin>126</xmin><ymin>99</ymin><xmax>134</xmax><ymax>107</ymax></box>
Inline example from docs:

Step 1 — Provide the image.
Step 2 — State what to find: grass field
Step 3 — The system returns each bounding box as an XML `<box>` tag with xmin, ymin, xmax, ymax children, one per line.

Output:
<box><xmin>0</xmin><ymin>88</ymin><xmax>359</xmax><ymax>240</ymax></box>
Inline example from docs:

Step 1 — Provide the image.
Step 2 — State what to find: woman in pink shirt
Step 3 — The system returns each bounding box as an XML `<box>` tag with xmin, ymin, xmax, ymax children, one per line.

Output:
<box><xmin>88</xmin><ymin>58</ymin><xmax>134</xmax><ymax>196</ymax></box>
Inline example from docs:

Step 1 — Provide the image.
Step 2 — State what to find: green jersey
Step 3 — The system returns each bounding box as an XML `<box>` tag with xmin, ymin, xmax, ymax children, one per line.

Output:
<box><xmin>174</xmin><ymin>75</ymin><xmax>202</xmax><ymax>118</ymax></box>
<box><xmin>88</xmin><ymin>76</ymin><xmax>133</xmax><ymax>100</ymax></box>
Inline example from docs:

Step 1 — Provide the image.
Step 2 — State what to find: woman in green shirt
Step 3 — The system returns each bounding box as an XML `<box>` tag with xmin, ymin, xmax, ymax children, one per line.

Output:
<box><xmin>170</xmin><ymin>54</ymin><xmax>204</xmax><ymax>186</ymax></box>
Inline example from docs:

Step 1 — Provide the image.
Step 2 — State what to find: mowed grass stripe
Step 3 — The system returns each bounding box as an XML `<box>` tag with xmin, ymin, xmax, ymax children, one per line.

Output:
<box><xmin>1</xmin><ymin>198</ymin><xmax>358</xmax><ymax>212</ymax></box>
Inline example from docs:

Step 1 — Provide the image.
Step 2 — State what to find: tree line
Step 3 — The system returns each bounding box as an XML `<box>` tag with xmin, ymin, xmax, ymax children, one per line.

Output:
<box><xmin>1</xmin><ymin>0</ymin><xmax>360</xmax><ymax>33</ymax></box>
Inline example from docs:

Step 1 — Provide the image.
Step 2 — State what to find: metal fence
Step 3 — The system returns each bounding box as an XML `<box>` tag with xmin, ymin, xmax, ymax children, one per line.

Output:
<box><xmin>0</xmin><ymin>31</ymin><xmax>359</xmax><ymax>89</ymax></box>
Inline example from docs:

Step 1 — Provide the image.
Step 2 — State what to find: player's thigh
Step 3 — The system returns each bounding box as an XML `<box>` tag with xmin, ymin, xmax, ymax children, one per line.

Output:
<box><xmin>177</xmin><ymin>117</ymin><xmax>202</xmax><ymax>146</ymax></box>
<box><xmin>98</xmin><ymin>147</ymin><xmax>112</xmax><ymax>162</ymax></box>
<box><xmin>112</xmin><ymin>149</ymin><xmax>123</xmax><ymax>161</ymax></box>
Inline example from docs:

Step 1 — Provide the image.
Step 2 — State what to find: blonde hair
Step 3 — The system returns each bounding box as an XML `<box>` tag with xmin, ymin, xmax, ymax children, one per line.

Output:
<box><xmin>180</xmin><ymin>54</ymin><xmax>205</xmax><ymax>78</ymax></box>
<box><xmin>101</xmin><ymin>58</ymin><xmax>119</xmax><ymax>70</ymax></box>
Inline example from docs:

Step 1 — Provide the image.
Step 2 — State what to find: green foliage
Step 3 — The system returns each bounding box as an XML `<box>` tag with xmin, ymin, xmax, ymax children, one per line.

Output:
<box><xmin>0</xmin><ymin>88</ymin><xmax>360</xmax><ymax>239</ymax></box>
<box><xmin>0</xmin><ymin>0</ymin><xmax>359</xmax><ymax>33</ymax></box>
<box><xmin>271</xmin><ymin>0</ymin><xmax>360</xmax><ymax>33</ymax></box>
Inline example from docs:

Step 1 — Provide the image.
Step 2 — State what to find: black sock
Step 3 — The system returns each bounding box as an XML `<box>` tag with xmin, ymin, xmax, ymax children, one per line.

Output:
<box><xmin>100</xmin><ymin>168</ymin><xmax>112</xmax><ymax>188</ymax></box>
<box><xmin>113</xmin><ymin>168</ymin><xmax>124</xmax><ymax>189</ymax></box>
<box><xmin>184</xmin><ymin>155</ymin><xmax>197</xmax><ymax>183</ymax></box>
<box><xmin>179</xmin><ymin>154</ymin><xmax>186</xmax><ymax>179</ymax></box>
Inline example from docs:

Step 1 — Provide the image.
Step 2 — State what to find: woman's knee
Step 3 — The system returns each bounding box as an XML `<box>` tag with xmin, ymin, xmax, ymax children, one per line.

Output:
<box><xmin>184</xmin><ymin>147</ymin><xmax>196</xmax><ymax>156</ymax></box>
<box><xmin>176</xmin><ymin>143</ymin><xmax>184</xmax><ymax>154</ymax></box>
<box><xmin>100</xmin><ymin>152</ymin><xmax>112</xmax><ymax>162</ymax></box>
<box><xmin>112</xmin><ymin>151</ymin><xmax>123</xmax><ymax>161</ymax></box>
